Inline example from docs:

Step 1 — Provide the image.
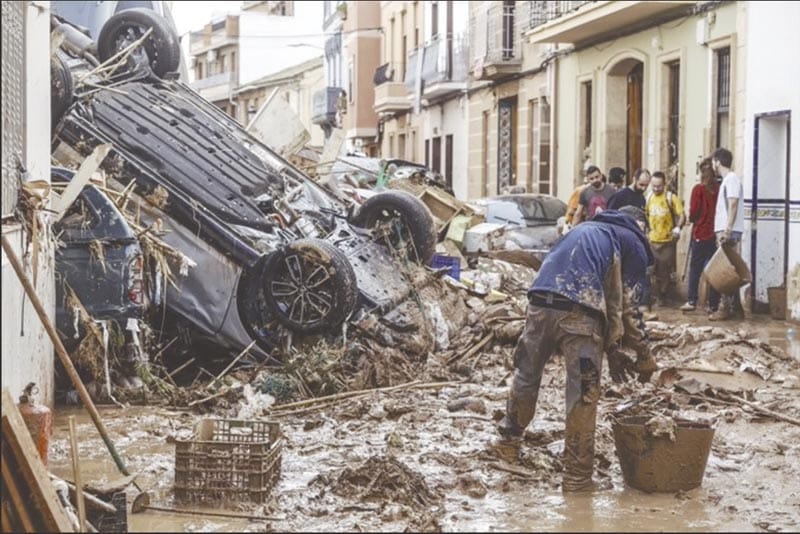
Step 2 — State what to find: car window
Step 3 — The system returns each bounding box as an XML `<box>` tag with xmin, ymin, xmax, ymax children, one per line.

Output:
<box><xmin>116</xmin><ymin>1</ymin><xmax>156</xmax><ymax>12</ymax></box>
<box><xmin>59</xmin><ymin>197</ymin><xmax>98</xmax><ymax>231</ymax></box>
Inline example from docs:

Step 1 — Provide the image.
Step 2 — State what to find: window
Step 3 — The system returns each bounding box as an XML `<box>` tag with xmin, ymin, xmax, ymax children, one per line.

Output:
<box><xmin>348</xmin><ymin>57</ymin><xmax>354</xmax><ymax>103</ymax></box>
<box><xmin>411</xmin><ymin>130</ymin><xmax>417</xmax><ymax>162</ymax></box>
<box><xmin>398</xmin><ymin>133</ymin><xmax>406</xmax><ymax>159</ymax></box>
<box><xmin>668</xmin><ymin>60</ymin><xmax>680</xmax><ymax>166</ymax></box>
<box><xmin>582</xmin><ymin>81</ymin><xmax>592</xmax><ymax>155</ymax></box>
<box><xmin>502</xmin><ymin>1</ymin><xmax>516</xmax><ymax>60</ymax></box>
<box><xmin>431</xmin><ymin>2</ymin><xmax>439</xmax><ymax>39</ymax></box>
<box><xmin>219</xmin><ymin>54</ymin><xmax>226</xmax><ymax>73</ymax></box>
<box><xmin>432</xmin><ymin>136</ymin><xmax>442</xmax><ymax>173</ymax></box>
<box><xmin>529</xmin><ymin>98</ymin><xmax>551</xmax><ymax>194</ymax></box>
<box><xmin>196</xmin><ymin>60</ymin><xmax>203</xmax><ymax>80</ymax></box>
<box><xmin>388</xmin><ymin>134</ymin><xmax>394</xmax><ymax>157</ymax></box>
<box><xmin>715</xmin><ymin>47</ymin><xmax>731</xmax><ymax>149</ymax></box>
<box><xmin>445</xmin><ymin>134</ymin><xmax>453</xmax><ymax>188</ymax></box>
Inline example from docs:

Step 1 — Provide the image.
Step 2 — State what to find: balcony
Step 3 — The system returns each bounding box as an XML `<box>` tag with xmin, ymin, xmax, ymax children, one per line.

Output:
<box><xmin>421</xmin><ymin>35</ymin><xmax>469</xmax><ymax>99</ymax></box>
<box><xmin>470</xmin><ymin>3</ymin><xmax>523</xmax><ymax>81</ymax></box>
<box><xmin>524</xmin><ymin>1</ymin><xmax>690</xmax><ymax>44</ymax></box>
<box><xmin>311</xmin><ymin>86</ymin><xmax>344</xmax><ymax>126</ymax></box>
<box><xmin>189</xmin><ymin>71</ymin><xmax>233</xmax><ymax>103</ymax></box>
<box><xmin>374</xmin><ymin>63</ymin><xmax>411</xmax><ymax>113</ymax></box>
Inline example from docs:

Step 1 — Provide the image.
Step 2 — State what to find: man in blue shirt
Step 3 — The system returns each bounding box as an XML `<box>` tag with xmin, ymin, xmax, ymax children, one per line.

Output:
<box><xmin>608</xmin><ymin>168</ymin><xmax>652</xmax><ymax>211</ymax></box>
<box><xmin>494</xmin><ymin>210</ymin><xmax>656</xmax><ymax>492</ymax></box>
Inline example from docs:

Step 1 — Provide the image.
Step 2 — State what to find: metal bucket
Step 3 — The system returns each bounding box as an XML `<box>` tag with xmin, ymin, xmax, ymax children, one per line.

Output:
<box><xmin>612</xmin><ymin>416</ymin><xmax>715</xmax><ymax>493</ymax></box>
<box><xmin>703</xmin><ymin>244</ymin><xmax>751</xmax><ymax>294</ymax></box>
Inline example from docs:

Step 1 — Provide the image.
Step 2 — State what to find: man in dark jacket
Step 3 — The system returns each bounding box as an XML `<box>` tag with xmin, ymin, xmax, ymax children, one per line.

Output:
<box><xmin>494</xmin><ymin>210</ymin><xmax>656</xmax><ymax>492</ymax></box>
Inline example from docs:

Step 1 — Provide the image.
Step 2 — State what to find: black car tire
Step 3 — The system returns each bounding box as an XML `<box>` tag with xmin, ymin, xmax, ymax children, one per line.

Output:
<box><xmin>51</xmin><ymin>53</ymin><xmax>73</xmax><ymax>127</ymax></box>
<box><xmin>353</xmin><ymin>190</ymin><xmax>436</xmax><ymax>264</ymax></box>
<box><xmin>263</xmin><ymin>238</ymin><xmax>358</xmax><ymax>335</ymax></box>
<box><xmin>97</xmin><ymin>8</ymin><xmax>180</xmax><ymax>78</ymax></box>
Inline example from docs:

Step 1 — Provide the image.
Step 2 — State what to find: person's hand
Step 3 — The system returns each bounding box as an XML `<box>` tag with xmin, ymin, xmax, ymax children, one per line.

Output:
<box><xmin>607</xmin><ymin>347</ymin><xmax>636</xmax><ymax>383</ymax></box>
<box><xmin>717</xmin><ymin>230</ymin><xmax>731</xmax><ymax>247</ymax></box>
<box><xmin>634</xmin><ymin>349</ymin><xmax>658</xmax><ymax>383</ymax></box>
<box><xmin>671</xmin><ymin>227</ymin><xmax>681</xmax><ymax>240</ymax></box>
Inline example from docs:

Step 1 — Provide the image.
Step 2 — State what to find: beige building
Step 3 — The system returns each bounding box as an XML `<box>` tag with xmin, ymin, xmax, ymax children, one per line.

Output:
<box><xmin>466</xmin><ymin>1</ymin><xmax>554</xmax><ymax>199</ymax></box>
<box><xmin>235</xmin><ymin>56</ymin><xmax>326</xmax><ymax>148</ymax></box>
<box><xmin>313</xmin><ymin>1</ymin><xmax>382</xmax><ymax>156</ymax></box>
<box><xmin>527</xmin><ymin>1</ymin><xmax>739</xmax><ymax>198</ymax></box>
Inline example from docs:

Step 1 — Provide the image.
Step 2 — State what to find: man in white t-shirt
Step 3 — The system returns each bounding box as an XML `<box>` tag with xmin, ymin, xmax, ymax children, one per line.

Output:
<box><xmin>709</xmin><ymin>147</ymin><xmax>745</xmax><ymax>321</ymax></box>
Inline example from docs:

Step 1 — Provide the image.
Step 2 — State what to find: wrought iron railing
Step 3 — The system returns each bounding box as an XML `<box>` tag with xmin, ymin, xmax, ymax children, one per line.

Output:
<box><xmin>522</xmin><ymin>0</ymin><xmax>593</xmax><ymax>31</ymax></box>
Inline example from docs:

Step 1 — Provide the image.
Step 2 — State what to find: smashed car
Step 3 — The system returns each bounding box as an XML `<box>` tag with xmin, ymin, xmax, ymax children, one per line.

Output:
<box><xmin>51</xmin><ymin>10</ymin><xmax>438</xmax><ymax>360</ymax></box>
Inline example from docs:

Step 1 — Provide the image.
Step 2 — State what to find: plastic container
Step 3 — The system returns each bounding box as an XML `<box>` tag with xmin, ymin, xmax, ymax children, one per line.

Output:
<box><xmin>431</xmin><ymin>253</ymin><xmax>461</xmax><ymax>279</ymax></box>
<box><xmin>612</xmin><ymin>416</ymin><xmax>715</xmax><ymax>493</ymax></box>
<box><xmin>703</xmin><ymin>245</ymin><xmax>751</xmax><ymax>294</ymax></box>
<box><xmin>174</xmin><ymin>418</ymin><xmax>283</xmax><ymax>506</ymax></box>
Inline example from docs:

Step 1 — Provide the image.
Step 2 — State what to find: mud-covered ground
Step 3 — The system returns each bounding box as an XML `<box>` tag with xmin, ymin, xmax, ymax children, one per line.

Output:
<box><xmin>49</xmin><ymin>308</ymin><xmax>800</xmax><ymax>532</ymax></box>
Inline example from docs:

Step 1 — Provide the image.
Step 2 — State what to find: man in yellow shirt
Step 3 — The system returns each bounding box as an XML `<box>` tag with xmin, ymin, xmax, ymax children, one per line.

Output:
<box><xmin>645</xmin><ymin>172</ymin><xmax>686</xmax><ymax>307</ymax></box>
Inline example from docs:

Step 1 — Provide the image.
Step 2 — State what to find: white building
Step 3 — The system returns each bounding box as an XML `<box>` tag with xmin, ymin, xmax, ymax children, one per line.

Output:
<box><xmin>738</xmin><ymin>1</ymin><xmax>800</xmax><ymax>320</ymax></box>
<box><xmin>1</xmin><ymin>1</ymin><xmax>55</xmax><ymax>405</ymax></box>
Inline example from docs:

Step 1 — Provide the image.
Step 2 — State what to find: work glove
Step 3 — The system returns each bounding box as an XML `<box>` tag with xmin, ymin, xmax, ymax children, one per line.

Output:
<box><xmin>671</xmin><ymin>227</ymin><xmax>681</xmax><ymax>240</ymax></box>
<box><xmin>607</xmin><ymin>347</ymin><xmax>637</xmax><ymax>383</ymax></box>
<box><xmin>634</xmin><ymin>349</ymin><xmax>658</xmax><ymax>383</ymax></box>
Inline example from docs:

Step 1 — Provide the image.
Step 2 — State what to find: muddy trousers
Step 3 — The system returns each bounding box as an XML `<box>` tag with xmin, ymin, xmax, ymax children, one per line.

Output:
<box><xmin>498</xmin><ymin>303</ymin><xmax>604</xmax><ymax>491</ymax></box>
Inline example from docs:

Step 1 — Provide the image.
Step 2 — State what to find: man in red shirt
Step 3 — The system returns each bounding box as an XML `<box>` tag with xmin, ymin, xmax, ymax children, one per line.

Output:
<box><xmin>681</xmin><ymin>158</ymin><xmax>720</xmax><ymax>312</ymax></box>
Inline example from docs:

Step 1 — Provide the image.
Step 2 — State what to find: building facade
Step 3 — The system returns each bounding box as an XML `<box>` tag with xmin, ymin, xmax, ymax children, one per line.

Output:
<box><xmin>737</xmin><ymin>1</ymin><xmax>800</xmax><ymax>319</ymax></box>
<box><xmin>188</xmin><ymin>1</ymin><xmax>323</xmax><ymax>123</ymax></box>
<box><xmin>2</xmin><ymin>1</ymin><xmax>56</xmax><ymax>405</ymax></box>
<box><xmin>235</xmin><ymin>56</ymin><xmax>326</xmax><ymax>148</ymax></box>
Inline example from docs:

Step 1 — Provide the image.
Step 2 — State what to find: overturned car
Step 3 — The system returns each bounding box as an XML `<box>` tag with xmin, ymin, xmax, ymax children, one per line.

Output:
<box><xmin>51</xmin><ymin>9</ymin><xmax>440</xmax><ymax>360</ymax></box>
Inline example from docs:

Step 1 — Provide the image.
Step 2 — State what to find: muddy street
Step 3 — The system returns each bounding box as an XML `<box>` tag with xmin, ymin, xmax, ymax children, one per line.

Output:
<box><xmin>45</xmin><ymin>309</ymin><xmax>800</xmax><ymax>533</ymax></box>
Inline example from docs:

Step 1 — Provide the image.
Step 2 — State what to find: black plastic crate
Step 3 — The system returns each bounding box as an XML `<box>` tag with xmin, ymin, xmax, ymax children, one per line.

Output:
<box><xmin>174</xmin><ymin>419</ymin><xmax>282</xmax><ymax>506</ymax></box>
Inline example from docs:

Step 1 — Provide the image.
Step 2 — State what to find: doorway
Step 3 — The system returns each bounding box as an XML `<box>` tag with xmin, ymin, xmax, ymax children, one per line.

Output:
<box><xmin>750</xmin><ymin>110</ymin><xmax>791</xmax><ymax>312</ymax></box>
<box><xmin>605</xmin><ymin>58</ymin><xmax>644</xmax><ymax>178</ymax></box>
<box><xmin>497</xmin><ymin>96</ymin><xmax>518</xmax><ymax>193</ymax></box>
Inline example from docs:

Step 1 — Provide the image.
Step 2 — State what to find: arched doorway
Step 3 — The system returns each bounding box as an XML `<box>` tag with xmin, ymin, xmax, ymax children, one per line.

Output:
<box><xmin>605</xmin><ymin>58</ymin><xmax>644</xmax><ymax>181</ymax></box>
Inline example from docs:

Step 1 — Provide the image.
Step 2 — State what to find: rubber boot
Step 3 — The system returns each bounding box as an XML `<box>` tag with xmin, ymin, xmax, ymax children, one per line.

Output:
<box><xmin>497</xmin><ymin>392</ymin><xmax>537</xmax><ymax>438</ymax></box>
<box><xmin>562</xmin><ymin>394</ymin><xmax>598</xmax><ymax>492</ymax></box>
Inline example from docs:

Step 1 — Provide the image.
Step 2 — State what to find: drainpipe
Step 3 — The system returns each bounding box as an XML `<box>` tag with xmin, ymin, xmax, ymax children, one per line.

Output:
<box><xmin>549</xmin><ymin>44</ymin><xmax>559</xmax><ymax>198</ymax></box>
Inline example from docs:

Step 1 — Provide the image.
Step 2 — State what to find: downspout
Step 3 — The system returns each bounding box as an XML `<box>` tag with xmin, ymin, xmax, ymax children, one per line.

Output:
<box><xmin>549</xmin><ymin>44</ymin><xmax>559</xmax><ymax>198</ymax></box>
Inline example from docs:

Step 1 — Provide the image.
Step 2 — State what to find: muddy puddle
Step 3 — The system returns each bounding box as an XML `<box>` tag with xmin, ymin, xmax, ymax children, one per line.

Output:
<box><xmin>47</xmin><ymin>308</ymin><xmax>800</xmax><ymax>532</ymax></box>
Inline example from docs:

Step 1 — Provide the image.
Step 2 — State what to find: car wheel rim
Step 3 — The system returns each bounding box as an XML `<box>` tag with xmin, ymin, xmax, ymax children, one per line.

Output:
<box><xmin>113</xmin><ymin>24</ymin><xmax>157</xmax><ymax>71</ymax></box>
<box><xmin>370</xmin><ymin>209</ymin><xmax>416</xmax><ymax>261</ymax></box>
<box><xmin>270</xmin><ymin>252</ymin><xmax>334</xmax><ymax>327</ymax></box>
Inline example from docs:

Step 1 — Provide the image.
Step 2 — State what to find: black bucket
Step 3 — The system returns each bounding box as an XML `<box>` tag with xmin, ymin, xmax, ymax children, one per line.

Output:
<box><xmin>612</xmin><ymin>416</ymin><xmax>715</xmax><ymax>493</ymax></box>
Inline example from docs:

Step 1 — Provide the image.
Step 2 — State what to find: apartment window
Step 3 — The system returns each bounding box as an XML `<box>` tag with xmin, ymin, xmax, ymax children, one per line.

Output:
<box><xmin>431</xmin><ymin>1</ymin><xmax>439</xmax><ymax>39</ymax></box>
<box><xmin>196</xmin><ymin>61</ymin><xmax>203</xmax><ymax>80</ymax></box>
<box><xmin>348</xmin><ymin>57</ymin><xmax>354</xmax><ymax>103</ymax></box>
<box><xmin>667</xmin><ymin>60</ymin><xmax>680</xmax><ymax>167</ymax></box>
<box><xmin>398</xmin><ymin>133</ymin><xmax>406</xmax><ymax>159</ymax></box>
<box><xmin>388</xmin><ymin>134</ymin><xmax>395</xmax><ymax>157</ymax></box>
<box><xmin>219</xmin><ymin>54</ymin><xmax>226</xmax><ymax>73</ymax></box>
<box><xmin>231</xmin><ymin>51</ymin><xmax>237</xmax><ymax>80</ymax></box>
<box><xmin>581</xmin><ymin>81</ymin><xmax>592</xmax><ymax>156</ymax></box>
<box><xmin>390</xmin><ymin>17</ymin><xmax>395</xmax><ymax>67</ymax></box>
<box><xmin>445</xmin><ymin>134</ymin><xmax>453</xmax><ymax>188</ymax></box>
<box><xmin>411</xmin><ymin>130</ymin><xmax>417</xmax><ymax>161</ymax></box>
<box><xmin>502</xmin><ymin>1</ymin><xmax>516</xmax><ymax>60</ymax></box>
<box><xmin>414</xmin><ymin>2</ymin><xmax>419</xmax><ymax>47</ymax></box>
<box><xmin>529</xmin><ymin>98</ymin><xmax>551</xmax><ymax>194</ymax></box>
<box><xmin>715</xmin><ymin>47</ymin><xmax>731</xmax><ymax>149</ymax></box>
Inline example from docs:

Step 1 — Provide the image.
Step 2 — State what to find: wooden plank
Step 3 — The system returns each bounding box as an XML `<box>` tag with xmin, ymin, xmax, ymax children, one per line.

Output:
<box><xmin>68</xmin><ymin>416</ymin><xmax>86</xmax><ymax>532</ymax></box>
<box><xmin>1</xmin><ymin>388</ymin><xmax>74</xmax><ymax>532</ymax></box>
<box><xmin>1</xmin><ymin>454</ymin><xmax>35</xmax><ymax>532</ymax></box>
<box><xmin>52</xmin><ymin>143</ymin><xmax>112</xmax><ymax>220</ymax></box>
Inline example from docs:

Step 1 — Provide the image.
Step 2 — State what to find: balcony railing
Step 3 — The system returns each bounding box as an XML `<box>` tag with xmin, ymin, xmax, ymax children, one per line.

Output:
<box><xmin>311</xmin><ymin>86</ymin><xmax>344</xmax><ymax>126</ymax></box>
<box><xmin>190</xmin><ymin>71</ymin><xmax>232</xmax><ymax>91</ymax></box>
<box><xmin>469</xmin><ymin>3</ymin><xmax>523</xmax><ymax>79</ymax></box>
<box><xmin>404</xmin><ymin>33</ymin><xmax>468</xmax><ymax>96</ymax></box>
<box><xmin>523</xmin><ymin>1</ymin><xmax>592</xmax><ymax>31</ymax></box>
